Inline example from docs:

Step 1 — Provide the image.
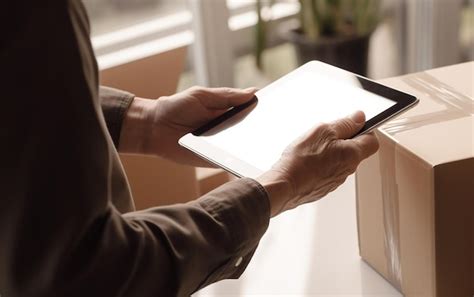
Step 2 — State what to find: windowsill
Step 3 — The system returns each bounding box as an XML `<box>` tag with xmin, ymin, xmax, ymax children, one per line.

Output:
<box><xmin>97</xmin><ymin>31</ymin><xmax>192</xmax><ymax>70</ymax></box>
<box><xmin>94</xmin><ymin>3</ymin><xmax>299</xmax><ymax>70</ymax></box>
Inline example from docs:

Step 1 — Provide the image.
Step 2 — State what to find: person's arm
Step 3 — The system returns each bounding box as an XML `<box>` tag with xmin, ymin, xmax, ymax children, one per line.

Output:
<box><xmin>1</xmin><ymin>2</ymin><xmax>378</xmax><ymax>297</ymax></box>
<box><xmin>0</xmin><ymin>2</ymin><xmax>270</xmax><ymax>296</ymax></box>
<box><xmin>257</xmin><ymin>111</ymin><xmax>379</xmax><ymax>217</ymax></box>
<box><xmin>99</xmin><ymin>86</ymin><xmax>135</xmax><ymax>148</ymax></box>
<box><xmin>117</xmin><ymin>86</ymin><xmax>258</xmax><ymax>167</ymax></box>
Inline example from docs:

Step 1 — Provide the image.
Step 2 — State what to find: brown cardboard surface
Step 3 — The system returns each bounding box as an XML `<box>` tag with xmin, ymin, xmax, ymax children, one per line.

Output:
<box><xmin>357</xmin><ymin>135</ymin><xmax>436</xmax><ymax>295</ymax></box>
<box><xmin>434</xmin><ymin>158</ymin><xmax>474</xmax><ymax>296</ymax></box>
<box><xmin>356</xmin><ymin>151</ymin><xmax>388</xmax><ymax>277</ymax></box>
<box><xmin>357</xmin><ymin>62</ymin><xmax>474</xmax><ymax>297</ymax></box>
<box><xmin>425</xmin><ymin>62</ymin><xmax>474</xmax><ymax>98</ymax></box>
<box><xmin>120</xmin><ymin>155</ymin><xmax>199</xmax><ymax>209</ymax></box>
<box><xmin>196</xmin><ymin>168</ymin><xmax>231</xmax><ymax>195</ymax></box>
<box><xmin>395</xmin><ymin>143</ymin><xmax>435</xmax><ymax>296</ymax></box>
<box><xmin>100</xmin><ymin>46</ymin><xmax>187</xmax><ymax>98</ymax></box>
<box><xmin>379</xmin><ymin>63</ymin><xmax>473</xmax><ymax>166</ymax></box>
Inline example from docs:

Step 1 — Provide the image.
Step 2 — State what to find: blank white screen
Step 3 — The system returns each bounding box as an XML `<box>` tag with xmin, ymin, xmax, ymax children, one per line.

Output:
<box><xmin>201</xmin><ymin>62</ymin><xmax>396</xmax><ymax>172</ymax></box>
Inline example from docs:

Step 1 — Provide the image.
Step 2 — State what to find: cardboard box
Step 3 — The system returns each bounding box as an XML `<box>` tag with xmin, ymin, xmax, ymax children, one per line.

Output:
<box><xmin>356</xmin><ymin>62</ymin><xmax>473</xmax><ymax>297</ymax></box>
<box><xmin>196</xmin><ymin>168</ymin><xmax>232</xmax><ymax>195</ymax></box>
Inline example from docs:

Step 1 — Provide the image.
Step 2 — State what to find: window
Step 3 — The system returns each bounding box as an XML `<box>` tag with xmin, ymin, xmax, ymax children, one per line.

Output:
<box><xmin>83</xmin><ymin>0</ymin><xmax>299</xmax><ymax>86</ymax></box>
<box><xmin>83</xmin><ymin>0</ymin><xmax>189</xmax><ymax>36</ymax></box>
<box><xmin>460</xmin><ymin>0</ymin><xmax>474</xmax><ymax>61</ymax></box>
<box><xmin>83</xmin><ymin>0</ymin><xmax>192</xmax><ymax>69</ymax></box>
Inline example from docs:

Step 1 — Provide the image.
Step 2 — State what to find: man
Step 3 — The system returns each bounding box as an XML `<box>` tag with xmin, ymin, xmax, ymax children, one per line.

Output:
<box><xmin>0</xmin><ymin>1</ymin><xmax>379</xmax><ymax>296</ymax></box>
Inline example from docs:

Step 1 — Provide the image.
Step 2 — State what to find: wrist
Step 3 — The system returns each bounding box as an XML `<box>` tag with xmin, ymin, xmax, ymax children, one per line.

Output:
<box><xmin>119</xmin><ymin>97</ymin><xmax>157</xmax><ymax>155</ymax></box>
<box><xmin>256</xmin><ymin>170</ymin><xmax>294</xmax><ymax>217</ymax></box>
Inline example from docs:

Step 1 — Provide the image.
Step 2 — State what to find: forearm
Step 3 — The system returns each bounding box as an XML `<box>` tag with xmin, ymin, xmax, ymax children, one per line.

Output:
<box><xmin>99</xmin><ymin>89</ymin><xmax>163</xmax><ymax>156</ymax></box>
<box><xmin>99</xmin><ymin>86</ymin><xmax>135</xmax><ymax>148</ymax></box>
<box><xmin>120</xmin><ymin>178</ymin><xmax>271</xmax><ymax>295</ymax></box>
<box><xmin>256</xmin><ymin>171</ymin><xmax>294</xmax><ymax>217</ymax></box>
<box><xmin>3</xmin><ymin>178</ymin><xmax>270</xmax><ymax>296</ymax></box>
<box><xmin>2</xmin><ymin>1</ymin><xmax>273</xmax><ymax>295</ymax></box>
<box><xmin>118</xmin><ymin>96</ymin><xmax>157</xmax><ymax>155</ymax></box>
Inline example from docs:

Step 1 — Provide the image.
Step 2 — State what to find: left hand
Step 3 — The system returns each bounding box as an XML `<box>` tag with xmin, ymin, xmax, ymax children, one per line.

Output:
<box><xmin>119</xmin><ymin>86</ymin><xmax>257</xmax><ymax>167</ymax></box>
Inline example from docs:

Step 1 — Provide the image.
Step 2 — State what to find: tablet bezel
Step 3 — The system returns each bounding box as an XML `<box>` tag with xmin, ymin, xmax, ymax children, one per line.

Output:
<box><xmin>179</xmin><ymin>61</ymin><xmax>418</xmax><ymax>178</ymax></box>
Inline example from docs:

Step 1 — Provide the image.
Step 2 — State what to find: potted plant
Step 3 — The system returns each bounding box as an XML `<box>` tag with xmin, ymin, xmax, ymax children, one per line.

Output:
<box><xmin>256</xmin><ymin>0</ymin><xmax>380</xmax><ymax>76</ymax></box>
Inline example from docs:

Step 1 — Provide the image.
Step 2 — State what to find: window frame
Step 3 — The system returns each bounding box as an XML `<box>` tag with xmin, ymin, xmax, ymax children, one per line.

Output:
<box><xmin>92</xmin><ymin>0</ymin><xmax>300</xmax><ymax>85</ymax></box>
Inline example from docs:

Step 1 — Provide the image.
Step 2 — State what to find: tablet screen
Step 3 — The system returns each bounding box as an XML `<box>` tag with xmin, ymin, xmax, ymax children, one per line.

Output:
<box><xmin>181</xmin><ymin>62</ymin><xmax>417</xmax><ymax>177</ymax></box>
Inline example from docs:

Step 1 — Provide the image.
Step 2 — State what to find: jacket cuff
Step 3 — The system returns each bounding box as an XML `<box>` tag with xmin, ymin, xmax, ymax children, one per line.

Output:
<box><xmin>99</xmin><ymin>86</ymin><xmax>135</xmax><ymax>148</ymax></box>
<box><xmin>195</xmin><ymin>177</ymin><xmax>270</xmax><ymax>289</ymax></box>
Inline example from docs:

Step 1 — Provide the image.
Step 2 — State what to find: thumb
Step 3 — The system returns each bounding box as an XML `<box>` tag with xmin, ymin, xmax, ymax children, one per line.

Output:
<box><xmin>204</xmin><ymin>87</ymin><xmax>258</xmax><ymax>109</ymax></box>
<box><xmin>331</xmin><ymin>110</ymin><xmax>366</xmax><ymax>139</ymax></box>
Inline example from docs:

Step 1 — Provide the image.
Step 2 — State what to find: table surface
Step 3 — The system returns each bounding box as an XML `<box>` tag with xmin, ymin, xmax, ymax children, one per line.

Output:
<box><xmin>194</xmin><ymin>175</ymin><xmax>403</xmax><ymax>297</ymax></box>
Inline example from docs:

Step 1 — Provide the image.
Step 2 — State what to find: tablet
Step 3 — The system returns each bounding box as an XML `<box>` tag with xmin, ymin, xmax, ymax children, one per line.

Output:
<box><xmin>179</xmin><ymin>61</ymin><xmax>418</xmax><ymax>178</ymax></box>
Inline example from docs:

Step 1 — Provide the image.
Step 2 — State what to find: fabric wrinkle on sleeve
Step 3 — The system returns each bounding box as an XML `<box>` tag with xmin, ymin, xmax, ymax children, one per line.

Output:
<box><xmin>1</xmin><ymin>1</ymin><xmax>274</xmax><ymax>295</ymax></box>
<box><xmin>120</xmin><ymin>177</ymin><xmax>271</xmax><ymax>296</ymax></box>
<box><xmin>194</xmin><ymin>178</ymin><xmax>270</xmax><ymax>287</ymax></box>
<box><xmin>99</xmin><ymin>86</ymin><xmax>135</xmax><ymax>148</ymax></box>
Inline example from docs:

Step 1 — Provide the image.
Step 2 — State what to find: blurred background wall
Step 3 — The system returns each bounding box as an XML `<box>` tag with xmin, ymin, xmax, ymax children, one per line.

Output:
<box><xmin>84</xmin><ymin>0</ymin><xmax>473</xmax><ymax>88</ymax></box>
<box><xmin>82</xmin><ymin>0</ymin><xmax>473</xmax><ymax>208</ymax></box>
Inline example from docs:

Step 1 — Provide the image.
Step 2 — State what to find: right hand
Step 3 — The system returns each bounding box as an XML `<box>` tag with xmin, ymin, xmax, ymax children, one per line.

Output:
<box><xmin>257</xmin><ymin>111</ymin><xmax>379</xmax><ymax>217</ymax></box>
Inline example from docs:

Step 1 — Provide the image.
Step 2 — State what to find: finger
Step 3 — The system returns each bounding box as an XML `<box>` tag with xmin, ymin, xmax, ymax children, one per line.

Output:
<box><xmin>300</xmin><ymin>122</ymin><xmax>333</xmax><ymax>144</ymax></box>
<box><xmin>350</xmin><ymin>132</ymin><xmax>379</xmax><ymax>160</ymax></box>
<box><xmin>199</xmin><ymin>87</ymin><xmax>258</xmax><ymax>110</ymax></box>
<box><xmin>330</xmin><ymin>110</ymin><xmax>366</xmax><ymax>139</ymax></box>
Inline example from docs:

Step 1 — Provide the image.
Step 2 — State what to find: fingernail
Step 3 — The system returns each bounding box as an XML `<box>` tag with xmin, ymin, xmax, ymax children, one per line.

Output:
<box><xmin>350</xmin><ymin>111</ymin><xmax>365</xmax><ymax>124</ymax></box>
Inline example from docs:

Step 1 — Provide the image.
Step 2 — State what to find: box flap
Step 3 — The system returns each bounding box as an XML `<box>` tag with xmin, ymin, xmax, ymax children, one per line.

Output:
<box><xmin>378</xmin><ymin>62</ymin><xmax>474</xmax><ymax>166</ymax></box>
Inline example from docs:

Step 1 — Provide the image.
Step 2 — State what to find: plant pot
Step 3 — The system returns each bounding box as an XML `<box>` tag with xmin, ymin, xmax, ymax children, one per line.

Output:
<box><xmin>282</xmin><ymin>27</ymin><xmax>372</xmax><ymax>76</ymax></box>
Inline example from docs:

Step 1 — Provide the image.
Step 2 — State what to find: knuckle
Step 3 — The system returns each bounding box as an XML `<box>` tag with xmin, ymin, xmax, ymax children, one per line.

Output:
<box><xmin>299</xmin><ymin>123</ymin><xmax>337</xmax><ymax>151</ymax></box>
<box><xmin>291</xmin><ymin>138</ymin><xmax>306</xmax><ymax>151</ymax></box>
<box><xmin>310</xmin><ymin>124</ymin><xmax>336</xmax><ymax>148</ymax></box>
<box><xmin>188</xmin><ymin>85</ymin><xmax>201</xmax><ymax>92</ymax></box>
<box><xmin>339</xmin><ymin>118</ymin><xmax>352</xmax><ymax>130</ymax></box>
<box><xmin>370</xmin><ymin>135</ymin><xmax>380</xmax><ymax>152</ymax></box>
<box><xmin>317</xmin><ymin>122</ymin><xmax>330</xmax><ymax>131</ymax></box>
<box><xmin>220</xmin><ymin>87</ymin><xmax>235</xmax><ymax>96</ymax></box>
<box><xmin>193</xmin><ymin>86</ymin><xmax>217</xmax><ymax>97</ymax></box>
<box><xmin>358</xmin><ymin>134</ymin><xmax>380</xmax><ymax>157</ymax></box>
<box><xmin>159</xmin><ymin>95</ymin><xmax>170</xmax><ymax>101</ymax></box>
<box><xmin>329</xmin><ymin>144</ymin><xmax>359</xmax><ymax>174</ymax></box>
<box><xmin>316</xmin><ymin>123</ymin><xmax>335</xmax><ymax>139</ymax></box>
<box><xmin>188</xmin><ymin>86</ymin><xmax>205</xmax><ymax>96</ymax></box>
<box><xmin>340</xmin><ymin>119</ymin><xmax>357</xmax><ymax>136</ymax></box>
